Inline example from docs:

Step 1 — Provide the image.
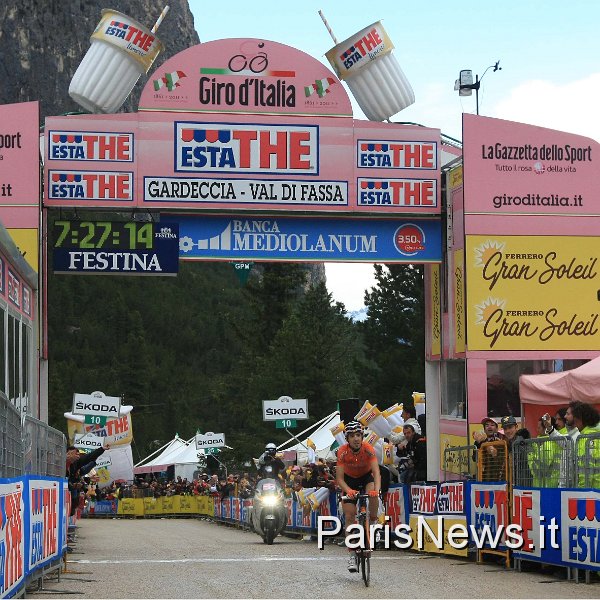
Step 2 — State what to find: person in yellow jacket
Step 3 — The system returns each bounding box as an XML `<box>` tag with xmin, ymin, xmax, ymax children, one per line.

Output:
<box><xmin>570</xmin><ymin>402</ymin><xmax>600</xmax><ymax>488</ymax></box>
<box><xmin>527</xmin><ymin>418</ymin><xmax>560</xmax><ymax>488</ymax></box>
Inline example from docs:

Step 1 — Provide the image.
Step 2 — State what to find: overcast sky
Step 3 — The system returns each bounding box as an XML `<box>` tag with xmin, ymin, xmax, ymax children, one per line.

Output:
<box><xmin>187</xmin><ymin>0</ymin><xmax>600</xmax><ymax>311</ymax></box>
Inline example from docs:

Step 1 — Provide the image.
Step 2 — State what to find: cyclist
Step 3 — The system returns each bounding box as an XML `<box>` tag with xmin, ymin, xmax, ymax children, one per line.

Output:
<box><xmin>336</xmin><ymin>421</ymin><xmax>381</xmax><ymax>572</ymax></box>
<box><xmin>257</xmin><ymin>442</ymin><xmax>286</xmax><ymax>480</ymax></box>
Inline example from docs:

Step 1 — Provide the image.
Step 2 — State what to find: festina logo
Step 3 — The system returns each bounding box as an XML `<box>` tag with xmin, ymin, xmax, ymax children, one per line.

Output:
<box><xmin>74</xmin><ymin>401</ymin><xmax>119</xmax><ymax>413</ymax></box>
<box><xmin>265</xmin><ymin>407</ymin><xmax>307</xmax><ymax>416</ymax></box>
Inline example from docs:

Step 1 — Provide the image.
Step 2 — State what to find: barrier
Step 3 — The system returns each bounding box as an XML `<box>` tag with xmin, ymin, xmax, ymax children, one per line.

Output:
<box><xmin>477</xmin><ymin>440</ymin><xmax>509</xmax><ymax>484</ymax></box>
<box><xmin>0</xmin><ymin>475</ymin><xmax>67</xmax><ymax>599</ymax></box>
<box><xmin>0</xmin><ymin>394</ymin><xmax>23</xmax><ymax>479</ymax></box>
<box><xmin>512</xmin><ymin>437</ymin><xmax>574</xmax><ymax>488</ymax></box>
<box><xmin>23</xmin><ymin>416</ymin><xmax>66</xmax><ymax>478</ymax></box>
<box><xmin>575</xmin><ymin>433</ymin><xmax>600</xmax><ymax>489</ymax></box>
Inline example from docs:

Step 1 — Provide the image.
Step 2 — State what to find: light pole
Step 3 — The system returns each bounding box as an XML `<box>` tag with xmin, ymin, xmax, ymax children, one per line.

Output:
<box><xmin>454</xmin><ymin>61</ymin><xmax>501</xmax><ymax>115</ymax></box>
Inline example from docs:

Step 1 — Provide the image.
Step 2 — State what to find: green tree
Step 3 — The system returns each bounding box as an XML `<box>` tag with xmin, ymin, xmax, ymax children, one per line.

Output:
<box><xmin>359</xmin><ymin>264</ymin><xmax>425</xmax><ymax>405</ymax></box>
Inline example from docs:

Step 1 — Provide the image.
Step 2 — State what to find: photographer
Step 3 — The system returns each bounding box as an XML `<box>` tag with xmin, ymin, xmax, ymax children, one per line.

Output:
<box><xmin>257</xmin><ymin>442</ymin><xmax>286</xmax><ymax>479</ymax></box>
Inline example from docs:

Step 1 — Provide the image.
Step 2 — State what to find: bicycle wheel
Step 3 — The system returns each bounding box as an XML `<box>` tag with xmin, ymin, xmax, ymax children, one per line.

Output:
<box><xmin>361</xmin><ymin>552</ymin><xmax>370</xmax><ymax>587</ymax></box>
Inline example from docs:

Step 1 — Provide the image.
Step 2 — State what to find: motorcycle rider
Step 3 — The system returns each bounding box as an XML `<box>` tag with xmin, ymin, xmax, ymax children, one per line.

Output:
<box><xmin>257</xmin><ymin>442</ymin><xmax>286</xmax><ymax>480</ymax></box>
<box><xmin>336</xmin><ymin>421</ymin><xmax>381</xmax><ymax>572</ymax></box>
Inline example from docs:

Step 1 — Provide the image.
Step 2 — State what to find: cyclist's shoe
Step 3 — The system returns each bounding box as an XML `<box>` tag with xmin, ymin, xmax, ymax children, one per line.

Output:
<box><xmin>347</xmin><ymin>553</ymin><xmax>358</xmax><ymax>573</ymax></box>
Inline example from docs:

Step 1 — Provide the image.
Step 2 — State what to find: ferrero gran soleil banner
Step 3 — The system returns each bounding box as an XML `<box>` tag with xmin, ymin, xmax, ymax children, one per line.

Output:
<box><xmin>466</xmin><ymin>235</ymin><xmax>600</xmax><ymax>351</ymax></box>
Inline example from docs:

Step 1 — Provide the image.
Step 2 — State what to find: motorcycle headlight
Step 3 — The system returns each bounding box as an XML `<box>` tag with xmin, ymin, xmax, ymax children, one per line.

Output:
<box><xmin>260</xmin><ymin>495</ymin><xmax>280</xmax><ymax>507</ymax></box>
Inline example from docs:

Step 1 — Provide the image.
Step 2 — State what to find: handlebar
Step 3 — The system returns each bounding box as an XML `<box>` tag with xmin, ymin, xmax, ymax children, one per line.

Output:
<box><xmin>341</xmin><ymin>493</ymin><xmax>378</xmax><ymax>501</ymax></box>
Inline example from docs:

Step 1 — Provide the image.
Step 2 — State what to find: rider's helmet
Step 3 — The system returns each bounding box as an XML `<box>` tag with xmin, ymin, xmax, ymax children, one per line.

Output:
<box><xmin>265</xmin><ymin>442</ymin><xmax>277</xmax><ymax>455</ymax></box>
<box><xmin>344</xmin><ymin>421</ymin><xmax>364</xmax><ymax>439</ymax></box>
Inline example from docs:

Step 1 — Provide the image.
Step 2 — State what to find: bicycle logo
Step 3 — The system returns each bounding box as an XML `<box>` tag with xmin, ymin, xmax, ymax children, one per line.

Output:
<box><xmin>228</xmin><ymin>42</ymin><xmax>269</xmax><ymax>73</ymax></box>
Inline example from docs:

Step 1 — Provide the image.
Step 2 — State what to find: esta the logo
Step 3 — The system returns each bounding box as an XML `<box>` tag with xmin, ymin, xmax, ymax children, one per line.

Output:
<box><xmin>49</xmin><ymin>171</ymin><xmax>133</xmax><ymax>200</ymax></box>
<box><xmin>339</xmin><ymin>27</ymin><xmax>384</xmax><ymax>69</ymax></box>
<box><xmin>358</xmin><ymin>141</ymin><xmax>437</xmax><ymax>169</ymax></box>
<box><xmin>175</xmin><ymin>122</ymin><xmax>318</xmax><ymax>174</ymax></box>
<box><xmin>358</xmin><ymin>179</ymin><xmax>437</xmax><ymax>207</ymax></box>
<box><xmin>49</xmin><ymin>132</ymin><xmax>133</xmax><ymax>161</ymax></box>
<box><xmin>104</xmin><ymin>20</ymin><xmax>155</xmax><ymax>52</ymax></box>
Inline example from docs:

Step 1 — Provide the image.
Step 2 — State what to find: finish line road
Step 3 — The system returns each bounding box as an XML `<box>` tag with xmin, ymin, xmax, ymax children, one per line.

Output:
<box><xmin>36</xmin><ymin>518</ymin><xmax>598</xmax><ymax>598</ymax></box>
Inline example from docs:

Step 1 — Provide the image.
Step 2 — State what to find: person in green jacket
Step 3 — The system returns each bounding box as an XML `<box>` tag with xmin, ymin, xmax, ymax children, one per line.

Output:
<box><xmin>571</xmin><ymin>402</ymin><xmax>600</xmax><ymax>488</ymax></box>
<box><xmin>527</xmin><ymin>418</ymin><xmax>560</xmax><ymax>488</ymax></box>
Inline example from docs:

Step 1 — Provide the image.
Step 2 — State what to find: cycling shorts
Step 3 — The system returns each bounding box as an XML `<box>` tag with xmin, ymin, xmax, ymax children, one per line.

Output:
<box><xmin>342</xmin><ymin>472</ymin><xmax>375</xmax><ymax>503</ymax></box>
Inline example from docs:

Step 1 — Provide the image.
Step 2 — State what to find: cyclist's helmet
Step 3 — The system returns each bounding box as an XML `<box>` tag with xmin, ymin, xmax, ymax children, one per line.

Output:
<box><xmin>265</xmin><ymin>442</ymin><xmax>277</xmax><ymax>455</ymax></box>
<box><xmin>344</xmin><ymin>421</ymin><xmax>364</xmax><ymax>439</ymax></box>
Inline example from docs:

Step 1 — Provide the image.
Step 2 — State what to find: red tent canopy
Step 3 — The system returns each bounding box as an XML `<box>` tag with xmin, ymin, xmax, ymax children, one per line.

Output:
<box><xmin>519</xmin><ymin>356</ymin><xmax>600</xmax><ymax>405</ymax></box>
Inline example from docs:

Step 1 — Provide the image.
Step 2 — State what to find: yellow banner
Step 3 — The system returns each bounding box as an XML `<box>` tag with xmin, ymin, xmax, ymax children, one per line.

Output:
<box><xmin>453</xmin><ymin>249</ymin><xmax>466</xmax><ymax>354</ymax></box>
<box><xmin>117</xmin><ymin>497</ymin><xmax>144</xmax><ymax>516</ymax></box>
<box><xmin>408</xmin><ymin>516</ymin><xmax>469</xmax><ymax>557</ymax></box>
<box><xmin>448</xmin><ymin>166</ymin><xmax>463</xmax><ymax>190</ymax></box>
<box><xmin>466</xmin><ymin>235</ymin><xmax>600</xmax><ymax>350</ymax></box>
<box><xmin>428</xmin><ymin>264</ymin><xmax>441</xmax><ymax>357</ymax></box>
<box><xmin>440</xmin><ymin>433</ymin><xmax>470</xmax><ymax>477</ymax></box>
<box><xmin>8</xmin><ymin>229</ymin><xmax>38</xmax><ymax>272</ymax></box>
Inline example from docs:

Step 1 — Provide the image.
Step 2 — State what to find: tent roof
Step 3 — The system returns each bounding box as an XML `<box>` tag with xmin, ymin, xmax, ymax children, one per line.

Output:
<box><xmin>134</xmin><ymin>436</ymin><xmax>189</xmax><ymax>474</ymax></box>
<box><xmin>279</xmin><ymin>411</ymin><xmax>340</xmax><ymax>463</ymax></box>
<box><xmin>172</xmin><ymin>438</ymin><xmax>205</xmax><ymax>465</ymax></box>
<box><xmin>519</xmin><ymin>357</ymin><xmax>599</xmax><ymax>405</ymax></box>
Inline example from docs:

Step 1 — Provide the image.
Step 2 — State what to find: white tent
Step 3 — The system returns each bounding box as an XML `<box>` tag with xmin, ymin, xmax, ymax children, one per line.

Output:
<box><xmin>134</xmin><ymin>435</ymin><xmax>189</xmax><ymax>474</ymax></box>
<box><xmin>278</xmin><ymin>411</ymin><xmax>341</xmax><ymax>464</ymax></box>
<box><xmin>170</xmin><ymin>439</ymin><xmax>206</xmax><ymax>480</ymax></box>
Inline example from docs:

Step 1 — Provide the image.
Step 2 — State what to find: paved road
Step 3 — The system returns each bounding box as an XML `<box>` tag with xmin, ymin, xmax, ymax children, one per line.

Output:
<box><xmin>35</xmin><ymin>517</ymin><xmax>599</xmax><ymax>598</ymax></box>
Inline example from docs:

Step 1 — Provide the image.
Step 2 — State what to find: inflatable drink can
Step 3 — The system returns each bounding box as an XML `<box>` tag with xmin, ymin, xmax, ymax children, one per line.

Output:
<box><xmin>325</xmin><ymin>21</ymin><xmax>414</xmax><ymax>121</ymax></box>
<box><xmin>69</xmin><ymin>9</ymin><xmax>164</xmax><ymax>113</ymax></box>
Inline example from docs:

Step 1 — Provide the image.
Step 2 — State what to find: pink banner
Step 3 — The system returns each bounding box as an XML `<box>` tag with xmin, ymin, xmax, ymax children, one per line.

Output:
<box><xmin>44</xmin><ymin>40</ymin><xmax>441</xmax><ymax>216</ymax></box>
<box><xmin>138</xmin><ymin>38</ymin><xmax>353</xmax><ymax>118</ymax></box>
<box><xmin>0</xmin><ymin>101</ymin><xmax>40</xmax><ymax>228</ymax></box>
<box><xmin>463</xmin><ymin>114</ymin><xmax>599</xmax><ymax>222</ymax></box>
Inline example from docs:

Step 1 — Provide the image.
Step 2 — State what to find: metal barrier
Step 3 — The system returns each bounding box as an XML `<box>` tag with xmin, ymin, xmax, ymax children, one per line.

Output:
<box><xmin>1</xmin><ymin>392</ymin><xmax>66</xmax><ymax>478</ymax></box>
<box><xmin>23</xmin><ymin>415</ymin><xmax>66</xmax><ymax>477</ymax></box>
<box><xmin>0</xmin><ymin>391</ymin><xmax>24</xmax><ymax>477</ymax></box>
<box><xmin>477</xmin><ymin>440</ymin><xmax>509</xmax><ymax>483</ymax></box>
<box><xmin>575</xmin><ymin>432</ymin><xmax>600</xmax><ymax>488</ymax></box>
<box><xmin>512</xmin><ymin>436</ymin><xmax>575</xmax><ymax>488</ymax></box>
<box><xmin>443</xmin><ymin>444</ymin><xmax>477</xmax><ymax>481</ymax></box>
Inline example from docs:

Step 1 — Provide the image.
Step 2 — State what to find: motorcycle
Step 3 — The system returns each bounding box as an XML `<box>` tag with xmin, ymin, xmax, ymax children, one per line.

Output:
<box><xmin>250</xmin><ymin>465</ymin><xmax>287</xmax><ymax>544</ymax></box>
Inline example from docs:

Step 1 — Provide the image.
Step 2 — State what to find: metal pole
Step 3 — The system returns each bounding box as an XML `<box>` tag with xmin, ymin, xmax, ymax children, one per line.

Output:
<box><xmin>285</xmin><ymin>428</ymin><xmax>309</xmax><ymax>451</ymax></box>
<box><xmin>476</xmin><ymin>74</ymin><xmax>480</xmax><ymax>115</ymax></box>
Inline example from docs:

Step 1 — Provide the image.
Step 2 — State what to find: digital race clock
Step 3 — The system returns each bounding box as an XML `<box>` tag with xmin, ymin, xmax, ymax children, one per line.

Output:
<box><xmin>52</xmin><ymin>220</ymin><xmax>180</xmax><ymax>275</ymax></box>
<box><xmin>53</xmin><ymin>220</ymin><xmax>156</xmax><ymax>250</ymax></box>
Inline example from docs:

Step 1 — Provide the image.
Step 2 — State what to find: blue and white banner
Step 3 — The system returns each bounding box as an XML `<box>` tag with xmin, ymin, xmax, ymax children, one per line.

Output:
<box><xmin>175</xmin><ymin>215</ymin><xmax>442</xmax><ymax>263</ymax></box>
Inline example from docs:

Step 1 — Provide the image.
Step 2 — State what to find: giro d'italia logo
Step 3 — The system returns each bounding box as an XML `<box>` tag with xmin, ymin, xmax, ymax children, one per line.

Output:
<box><xmin>394</xmin><ymin>224</ymin><xmax>425</xmax><ymax>256</ymax></box>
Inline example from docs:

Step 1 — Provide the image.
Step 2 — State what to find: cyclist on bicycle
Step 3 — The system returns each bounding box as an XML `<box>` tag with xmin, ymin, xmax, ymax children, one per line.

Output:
<box><xmin>336</xmin><ymin>421</ymin><xmax>381</xmax><ymax>572</ymax></box>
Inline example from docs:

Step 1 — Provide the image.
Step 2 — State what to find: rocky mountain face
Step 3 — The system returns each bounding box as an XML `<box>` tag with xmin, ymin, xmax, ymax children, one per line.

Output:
<box><xmin>0</xmin><ymin>0</ymin><xmax>200</xmax><ymax>120</ymax></box>
<box><xmin>0</xmin><ymin>0</ymin><xmax>327</xmax><ymax>287</ymax></box>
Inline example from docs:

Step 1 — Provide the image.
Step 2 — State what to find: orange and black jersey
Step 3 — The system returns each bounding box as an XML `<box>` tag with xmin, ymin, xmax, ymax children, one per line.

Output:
<box><xmin>337</xmin><ymin>442</ymin><xmax>377</xmax><ymax>478</ymax></box>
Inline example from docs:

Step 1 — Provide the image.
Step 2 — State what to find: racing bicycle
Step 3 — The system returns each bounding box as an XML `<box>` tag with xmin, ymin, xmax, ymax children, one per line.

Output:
<box><xmin>342</xmin><ymin>493</ymin><xmax>374</xmax><ymax>587</ymax></box>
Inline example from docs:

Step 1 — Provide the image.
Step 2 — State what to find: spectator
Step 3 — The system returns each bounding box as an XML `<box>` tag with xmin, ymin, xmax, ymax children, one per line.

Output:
<box><xmin>570</xmin><ymin>402</ymin><xmax>600</xmax><ymax>487</ymax></box>
<box><xmin>527</xmin><ymin>417</ymin><xmax>560</xmax><ymax>488</ymax></box>
<box><xmin>66</xmin><ymin>441</ymin><xmax>109</xmax><ymax>517</ymax></box>
<box><xmin>396</xmin><ymin>420</ymin><xmax>427</xmax><ymax>483</ymax></box>
<box><xmin>501</xmin><ymin>416</ymin><xmax>529</xmax><ymax>452</ymax></box>
<box><xmin>472</xmin><ymin>418</ymin><xmax>505</xmax><ymax>481</ymax></box>
<box><xmin>545</xmin><ymin>401</ymin><xmax>586</xmax><ymax>441</ymax></box>
<box><xmin>389</xmin><ymin>404</ymin><xmax>417</xmax><ymax>447</ymax></box>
